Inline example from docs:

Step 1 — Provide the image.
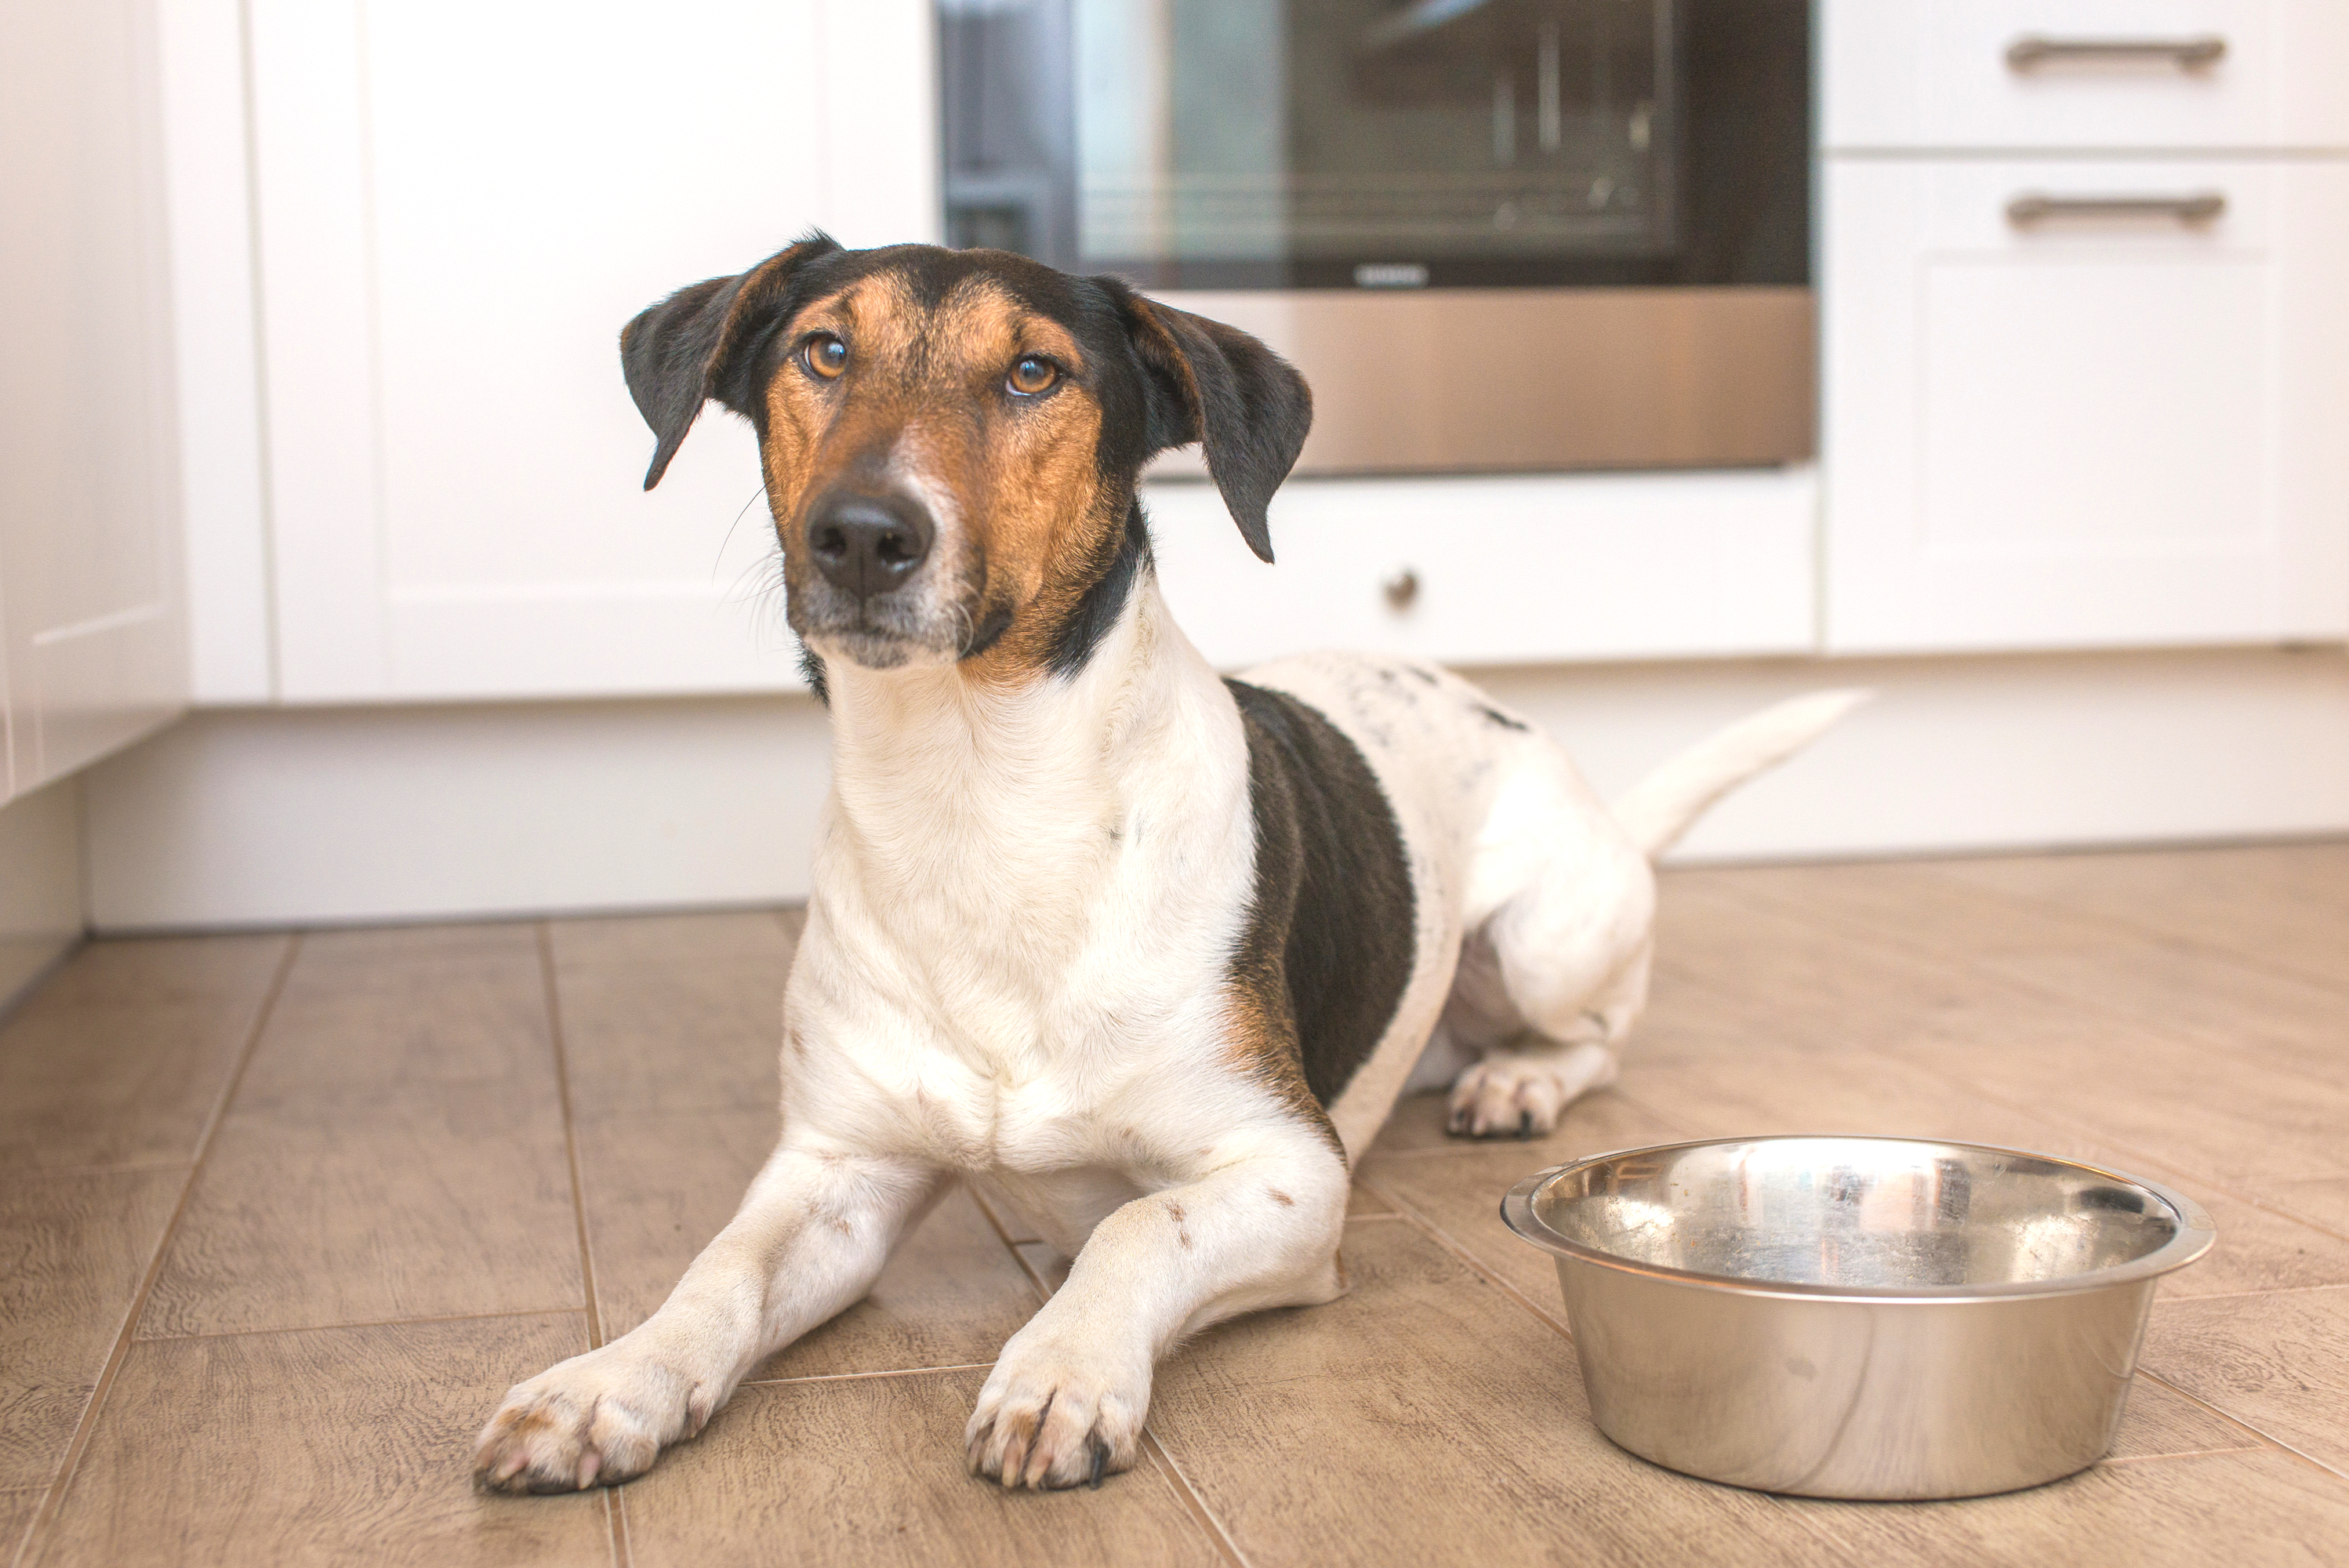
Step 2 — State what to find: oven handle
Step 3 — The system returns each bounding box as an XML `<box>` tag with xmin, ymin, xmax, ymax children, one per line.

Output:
<box><xmin>2006</xmin><ymin>192</ymin><xmax>2227</xmax><ymax>227</ymax></box>
<box><xmin>2006</xmin><ymin>34</ymin><xmax>2227</xmax><ymax>71</ymax></box>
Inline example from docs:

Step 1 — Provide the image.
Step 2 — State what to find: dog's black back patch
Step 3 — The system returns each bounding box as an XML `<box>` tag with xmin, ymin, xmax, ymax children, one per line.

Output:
<box><xmin>1226</xmin><ymin>680</ymin><xmax>1416</xmax><ymax>1111</ymax></box>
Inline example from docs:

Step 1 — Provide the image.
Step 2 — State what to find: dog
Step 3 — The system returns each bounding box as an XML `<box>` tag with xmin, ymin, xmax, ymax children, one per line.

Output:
<box><xmin>473</xmin><ymin>235</ymin><xmax>1858</xmax><ymax>1494</ymax></box>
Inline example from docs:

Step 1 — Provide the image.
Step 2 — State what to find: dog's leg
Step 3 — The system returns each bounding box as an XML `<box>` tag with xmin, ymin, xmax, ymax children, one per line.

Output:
<box><xmin>1449</xmin><ymin>858</ymin><xmax>1655</xmax><ymax>1139</ymax></box>
<box><xmin>475</xmin><ymin>1145</ymin><xmax>942</xmax><ymax>1492</ymax></box>
<box><xmin>966</xmin><ymin>1134</ymin><xmax>1347</xmax><ymax>1489</ymax></box>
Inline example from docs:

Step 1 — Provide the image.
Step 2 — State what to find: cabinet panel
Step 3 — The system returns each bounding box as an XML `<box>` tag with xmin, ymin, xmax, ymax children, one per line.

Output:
<box><xmin>1823</xmin><ymin>159</ymin><xmax>2349</xmax><ymax>652</ymax></box>
<box><xmin>0</xmin><ymin>0</ymin><xmax>189</xmax><ymax>800</ymax></box>
<box><xmin>252</xmin><ymin>0</ymin><xmax>937</xmax><ymax>702</ymax></box>
<box><xmin>1823</xmin><ymin>0</ymin><xmax>2349</xmax><ymax>152</ymax></box>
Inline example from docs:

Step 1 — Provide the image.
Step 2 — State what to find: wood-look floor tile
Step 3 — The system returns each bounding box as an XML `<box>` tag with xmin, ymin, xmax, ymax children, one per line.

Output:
<box><xmin>1933</xmin><ymin>844</ymin><xmax>2349</xmax><ymax>990</ymax></box>
<box><xmin>552</xmin><ymin>960</ymin><xmax>783</xmax><ymax>1123</ymax></box>
<box><xmin>237</xmin><ymin>926</ymin><xmax>554</xmax><ymax>1102</ymax></box>
<box><xmin>1146</xmin><ymin>1218</ymin><xmax>1843</xmax><ymax>1568</ymax></box>
<box><xmin>33</xmin><ymin>1313</ymin><xmax>607</xmax><ymax>1568</ymax></box>
<box><xmin>140</xmin><ymin>927</ymin><xmax>582</xmax><ymax>1337</ymax></box>
<box><xmin>617</xmin><ymin>1368</ymin><xmax>1220</xmax><ymax>1568</ymax></box>
<box><xmin>547</xmin><ymin>909</ymin><xmax>796</xmax><ymax>971</ymax></box>
<box><xmin>0</xmin><ymin>935</ymin><xmax>286</xmax><ymax>1170</ymax></box>
<box><xmin>1784</xmin><ymin>1447</ymin><xmax>2349</xmax><ymax>1567</ymax></box>
<box><xmin>0</xmin><ymin>1168</ymin><xmax>183</xmax><ymax>1490</ymax></box>
<box><xmin>2141</xmin><ymin>1287</ymin><xmax>2349</xmax><ymax>1476</ymax></box>
<box><xmin>139</xmin><ymin>1088</ymin><xmax>583</xmax><ymax>1338</ymax></box>
<box><xmin>2</xmin><ymin>1487</ymin><xmax>39</xmax><ymax>1563</ymax></box>
<box><xmin>1687</xmin><ymin>861</ymin><xmax>2349</xmax><ymax>1132</ymax></box>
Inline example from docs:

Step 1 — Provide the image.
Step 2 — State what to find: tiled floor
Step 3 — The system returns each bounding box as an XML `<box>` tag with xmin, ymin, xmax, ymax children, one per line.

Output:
<box><xmin>5</xmin><ymin>844</ymin><xmax>2347</xmax><ymax>1566</ymax></box>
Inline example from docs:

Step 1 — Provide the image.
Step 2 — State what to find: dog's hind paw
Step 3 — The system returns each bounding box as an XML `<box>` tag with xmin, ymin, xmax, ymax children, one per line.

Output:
<box><xmin>1447</xmin><ymin>1041</ymin><xmax>1619</xmax><ymax>1139</ymax></box>
<box><xmin>965</xmin><ymin>1330</ymin><xmax>1146</xmax><ymax>1490</ymax></box>
<box><xmin>474</xmin><ymin>1339</ymin><xmax>713</xmax><ymax>1495</ymax></box>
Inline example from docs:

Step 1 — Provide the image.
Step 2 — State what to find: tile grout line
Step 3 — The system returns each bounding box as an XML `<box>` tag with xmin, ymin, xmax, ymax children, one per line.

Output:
<box><xmin>986</xmin><ymin>1209</ymin><xmax>1251</xmax><ymax>1568</ymax></box>
<box><xmin>538</xmin><ymin>921</ymin><xmax>624</xmax><ymax>1568</ymax></box>
<box><xmin>2100</xmin><ymin>1443</ymin><xmax>2268</xmax><ymax>1467</ymax></box>
<box><xmin>129</xmin><ymin>1303</ymin><xmax>595</xmax><ymax>1345</ymax></box>
<box><xmin>14</xmin><ymin>935</ymin><xmax>303</xmax><ymax>1568</ymax></box>
<box><xmin>536</xmin><ymin>923</ymin><xmax>605</xmax><ymax>1352</ymax></box>
<box><xmin>739</xmin><ymin>1363</ymin><xmax>997</xmax><ymax>1389</ymax></box>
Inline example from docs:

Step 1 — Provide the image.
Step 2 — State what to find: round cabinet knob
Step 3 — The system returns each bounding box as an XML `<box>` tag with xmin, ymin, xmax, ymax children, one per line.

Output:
<box><xmin>1383</xmin><ymin>567</ymin><xmax>1420</xmax><ymax>612</ymax></box>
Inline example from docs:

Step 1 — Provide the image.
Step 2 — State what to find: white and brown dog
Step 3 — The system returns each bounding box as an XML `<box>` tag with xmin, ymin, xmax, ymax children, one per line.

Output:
<box><xmin>474</xmin><ymin>237</ymin><xmax>1857</xmax><ymax>1494</ymax></box>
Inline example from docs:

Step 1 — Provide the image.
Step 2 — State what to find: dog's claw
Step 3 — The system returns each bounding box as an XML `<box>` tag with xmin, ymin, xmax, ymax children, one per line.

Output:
<box><xmin>1088</xmin><ymin>1436</ymin><xmax>1109</xmax><ymax>1490</ymax></box>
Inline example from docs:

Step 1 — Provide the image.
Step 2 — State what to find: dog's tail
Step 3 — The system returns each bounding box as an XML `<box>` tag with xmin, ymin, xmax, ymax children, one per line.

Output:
<box><xmin>1609</xmin><ymin>690</ymin><xmax>1870</xmax><ymax>859</ymax></box>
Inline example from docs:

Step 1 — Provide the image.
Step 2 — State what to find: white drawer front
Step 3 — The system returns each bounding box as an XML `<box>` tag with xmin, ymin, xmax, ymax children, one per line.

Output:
<box><xmin>1823</xmin><ymin>159</ymin><xmax>2349</xmax><ymax>652</ymax></box>
<box><xmin>1824</xmin><ymin>0</ymin><xmax>2349</xmax><ymax>151</ymax></box>
<box><xmin>1146</xmin><ymin>470</ymin><xmax>1817</xmax><ymax>672</ymax></box>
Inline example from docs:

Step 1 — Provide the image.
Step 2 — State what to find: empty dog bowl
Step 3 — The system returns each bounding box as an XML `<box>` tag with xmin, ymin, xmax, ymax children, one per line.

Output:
<box><xmin>1501</xmin><ymin>1136</ymin><xmax>2214</xmax><ymax>1499</ymax></box>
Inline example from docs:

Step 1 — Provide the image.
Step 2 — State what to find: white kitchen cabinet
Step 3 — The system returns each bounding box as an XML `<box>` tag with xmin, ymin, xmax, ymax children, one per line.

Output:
<box><xmin>1824</xmin><ymin>0</ymin><xmax>2349</xmax><ymax>153</ymax></box>
<box><xmin>1</xmin><ymin>0</ymin><xmax>190</xmax><ymax>804</ymax></box>
<box><xmin>1823</xmin><ymin>158</ymin><xmax>2349</xmax><ymax>653</ymax></box>
<box><xmin>247</xmin><ymin>0</ymin><xmax>939</xmax><ymax>702</ymax></box>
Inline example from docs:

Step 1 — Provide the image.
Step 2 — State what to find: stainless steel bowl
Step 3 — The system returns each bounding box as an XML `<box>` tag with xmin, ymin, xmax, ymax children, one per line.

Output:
<box><xmin>1501</xmin><ymin>1136</ymin><xmax>2215</xmax><ymax>1500</ymax></box>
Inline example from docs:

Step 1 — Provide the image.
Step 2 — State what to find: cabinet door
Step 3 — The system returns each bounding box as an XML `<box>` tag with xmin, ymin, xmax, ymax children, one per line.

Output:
<box><xmin>249</xmin><ymin>0</ymin><xmax>937</xmax><ymax>702</ymax></box>
<box><xmin>1823</xmin><ymin>159</ymin><xmax>2349</xmax><ymax>653</ymax></box>
<box><xmin>0</xmin><ymin>0</ymin><xmax>188</xmax><ymax>800</ymax></box>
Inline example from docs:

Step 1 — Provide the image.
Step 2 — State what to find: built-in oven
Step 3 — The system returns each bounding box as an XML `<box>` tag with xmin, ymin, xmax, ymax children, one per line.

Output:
<box><xmin>939</xmin><ymin>0</ymin><xmax>1812</xmax><ymax>474</ymax></box>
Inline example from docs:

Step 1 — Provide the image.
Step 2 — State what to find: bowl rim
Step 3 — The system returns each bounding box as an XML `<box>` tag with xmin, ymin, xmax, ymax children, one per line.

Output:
<box><xmin>1499</xmin><ymin>1134</ymin><xmax>2218</xmax><ymax>1302</ymax></box>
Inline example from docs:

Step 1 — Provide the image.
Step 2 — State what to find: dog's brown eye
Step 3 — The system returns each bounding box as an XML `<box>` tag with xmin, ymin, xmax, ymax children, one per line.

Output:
<box><xmin>1007</xmin><ymin>355</ymin><xmax>1057</xmax><ymax>395</ymax></box>
<box><xmin>805</xmin><ymin>335</ymin><xmax>848</xmax><ymax>379</ymax></box>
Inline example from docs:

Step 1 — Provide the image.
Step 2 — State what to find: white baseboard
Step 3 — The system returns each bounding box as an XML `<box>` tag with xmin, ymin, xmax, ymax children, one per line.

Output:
<box><xmin>80</xmin><ymin>645</ymin><xmax>2349</xmax><ymax>932</ymax></box>
<box><xmin>1</xmin><ymin>777</ymin><xmax>86</xmax><ymax>1007</ymax></box>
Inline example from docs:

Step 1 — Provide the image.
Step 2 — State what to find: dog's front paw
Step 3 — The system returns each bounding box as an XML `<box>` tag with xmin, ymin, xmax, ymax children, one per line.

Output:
<box><xmin>474</xmin><ymin>1337</ymin><xmax>717</xmax><ymax>1494</ymax></box>
<box><xmin>1447</xmin><ymin>1043</ymin><xmax>1619</xmax><ymax>1139</ymax></box>
<box><xmin>965</xmin><ymin>1326</ymin><xmax>1149</xmax><ymax>1490</ymax></box>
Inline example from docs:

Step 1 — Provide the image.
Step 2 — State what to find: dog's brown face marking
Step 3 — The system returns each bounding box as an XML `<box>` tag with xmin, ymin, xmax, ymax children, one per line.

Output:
<box><xmin>620</xmin><ymin>238</ymin><xmax>1310</xmax><ymax>688</ymax></box>
<box><xmin>756</xmin><ymin>269</ymin><xmax>1119</xmax><ymax>681</ymax></box>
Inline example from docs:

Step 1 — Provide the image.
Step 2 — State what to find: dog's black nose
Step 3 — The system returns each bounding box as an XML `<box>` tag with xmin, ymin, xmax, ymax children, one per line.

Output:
<box><xmin>807</xmin><ymin>492</ymin><xmax>933</xmax><ymax>599</ymax></box>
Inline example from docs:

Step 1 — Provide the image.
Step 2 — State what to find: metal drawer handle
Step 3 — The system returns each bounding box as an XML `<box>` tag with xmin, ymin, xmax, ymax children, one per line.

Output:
<box><xmin>1383</xmin><ymin>567</ymin><xmax>1420</xmax><ymax>612</ymax></box>
<box><xmin>2007</xmin><ymin>192</ymin><xmax>2226</xmax><ymax>227</ymax></box>
<box><xmin>2006</xmin><ymin>34</ymin><xmax>2227</xmax><ymax>70</ymax></box>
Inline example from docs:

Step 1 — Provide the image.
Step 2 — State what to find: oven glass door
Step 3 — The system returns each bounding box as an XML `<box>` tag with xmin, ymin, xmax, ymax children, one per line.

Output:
<box><xmin>944</xmin><ymin>0</ymin><xmax>1679</xmax><ymax>289</ymax></box>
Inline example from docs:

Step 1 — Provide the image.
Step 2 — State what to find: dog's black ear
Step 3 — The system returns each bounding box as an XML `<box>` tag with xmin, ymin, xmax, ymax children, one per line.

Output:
<box><xmin>620</xmin><ymin>233</ymin><xmax>840</xmax><ymax>490</ymax></box>
<box><xmin>1123</xmin><ymin>295</ymin><xmax>1312</xmax><ymax>564</ymax></box>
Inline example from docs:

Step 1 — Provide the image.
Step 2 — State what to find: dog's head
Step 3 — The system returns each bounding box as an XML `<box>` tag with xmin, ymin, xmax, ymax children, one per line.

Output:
<box><xmin>621</xmin><ymin>236</ymin><xmax>1310</xmax><ymax>679</ymax></box>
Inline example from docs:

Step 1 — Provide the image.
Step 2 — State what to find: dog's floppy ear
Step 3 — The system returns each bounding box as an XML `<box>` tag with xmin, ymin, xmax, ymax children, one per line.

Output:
<box><xmin>620</xmin><ymin>233</ymin><xmax>840</xmax><ymax>489</ymax></box>
<box><xmin>1123</xmin><ymin>294</ymin><xmax>1312</xmax><ymax>563</ymax></box>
